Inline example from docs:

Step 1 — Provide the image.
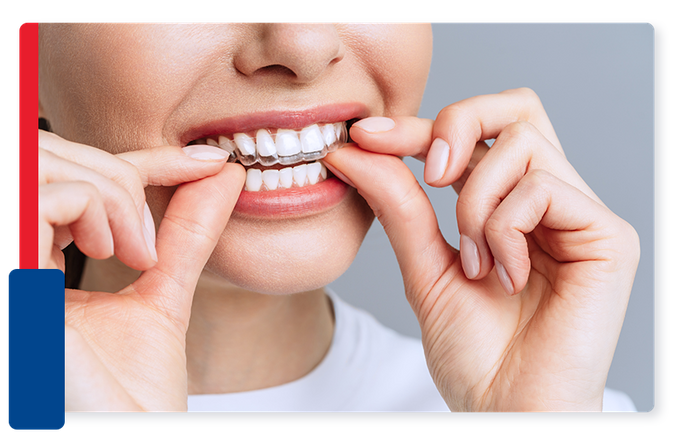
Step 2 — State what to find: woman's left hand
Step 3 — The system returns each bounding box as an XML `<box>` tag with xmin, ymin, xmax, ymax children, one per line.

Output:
<box><xmin>324</xmin><ymin>88</ymin><xmax>640</xmax><ymax>411</ymax></box>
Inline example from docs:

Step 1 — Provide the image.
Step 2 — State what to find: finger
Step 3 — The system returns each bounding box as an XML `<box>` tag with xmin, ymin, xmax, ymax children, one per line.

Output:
<box><xmin>40</xmin><ymin>130</ymin><xmax>230</xmax><ymax>205</ymax></box>
<box><xmin>40</xmin><ymin>148</ymin><xmax>155</xmax><ymax>270</ymax></box>
<box><xmin>350</xmin><ymin>115</ymin><xmax>491</xmax><ymax>193</ymax></box>
<box><xmin>482</xmin><ymin>169</ymin><xmax>615</xmax><ymax>295</ymax></box>
<box><xmin>429</xmin><ymin>87</ymin><xmax>562</xmax><ymax>187</ymax></box>
<box><xmin>347</xmin><ymin>89</ymin><xmax>563</xmax><ymax>191</ymax></box>
<box><xmin>39</xmin><ymin>181</ymin><xmax>113</xmax><ymax>269</ymax></box>
<box><xmin>456</xmin><ymin>121</ymin><xmax>600</xmax><ymax>281</ymax></box>
<box><xmin>323</xmin><ymin>145</ymin><xmax>454</xmax><ymax>297</ymax></box>
<box><xmin>132</xmin><ymin>163</ymin><xmax>246</xmax><ymax>321</ymax></box>
<box><xmin>40</xmin><ymin>130</ymin><xmax>149</xmax><ymax>204</ymax></box>
<box><xmin>349</xmin><ymin>116</ymin><xmax>434</xmax><ymax>161</ymax></box>
<box><xmin>41</xmin><ymin>132</ymin><xmax>231</xmax><ymax>270</ymax></box>
<box><xmin>449</xmin><ymin>140</ymin><xmax>490</xmax><ymax>194</ymax></box>
<box><xmin>117</xmin><ymin>144</ymin><xmax>231</xmax><ymax>187</ymax></box>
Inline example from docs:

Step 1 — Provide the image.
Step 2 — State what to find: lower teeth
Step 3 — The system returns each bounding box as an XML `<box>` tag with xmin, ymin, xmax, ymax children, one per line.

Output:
<box><xmin>244</xmin><ymin>161</ymin><xmax>328</xmax><ymax>192</ymax></box>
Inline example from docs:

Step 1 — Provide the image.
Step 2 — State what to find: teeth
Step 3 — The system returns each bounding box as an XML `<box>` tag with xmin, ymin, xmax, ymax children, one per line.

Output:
<box><xmin>279</xmin><ymin>167</ymin><xmax>294</xmax><ymax>188</ymax></box>
<box><xmin>276</xmin><ymin>129</ymin><xmax>302</xmax><ymax>156</ymax></box>
<box><xmin>261</xmin><ymin>170</ymin><xmax>280</xmax><ymax>190</ymax></box>
<box><xmin>199</xmin><ymin>122</ymin><xmax>347</xmax><ymax>167</ymax></box>
<box><xmin>256</xmin><ymin>129</ymin><xmax>278</xmax><ymax>166</ymax></box>
<box><xmin>306</xmin><ymin>162</ymin><xmax>322</xmax><ymax>185</ymax></box>
<box><xmin>244</xmin><ymin>161</ymin><xmax>329</xmax><ymax>192</ymax></box>
<box><xmin>233</xmin><ymin>133</ymin><xmax>255</xmax><ymax>156</ymax></box>
<box><xmin>188</xmin><ymin>121</ymin><xmax>347</xmax><ymax>191</ymax></box>
<box><xmin>300</xmin><ymin>124</ymin><xmax>325</xmax><ymax>154</ymax></box>
<box><xmin>218</xmin><ymin>135</ymin><xmax>235</xmax><ymax>153</ymax></box>
<box><xmin>293</xmin><ymin>164</ymin><xmax>308</xmax><ymax>187</ymax></box>
<box><xmin>245</xmin><ymin>169</ymin><xmax>262</xmax><ymax>192</ymax></box>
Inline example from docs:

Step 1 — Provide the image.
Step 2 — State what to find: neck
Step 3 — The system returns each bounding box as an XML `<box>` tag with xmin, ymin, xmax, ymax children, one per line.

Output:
<box><xmin>80</xmin><ymin>257</ymin><xmax>335</xmax><ymax>395</ymax></box>
<box><xmin>185</xmin><ymin>270</ymin><xmax>334</xmax><ymax>394</ymax></box>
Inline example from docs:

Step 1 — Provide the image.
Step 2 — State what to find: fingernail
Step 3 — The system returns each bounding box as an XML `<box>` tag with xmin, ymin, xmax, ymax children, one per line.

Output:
<box><xmin>322</xmin><ymin>161</ymin><xmax>357</xmax><ymax>188</ymax></box>
<box><xmin>106</xmin><ymin>230</ymin><xmax>115</xmax><ymax>257</ymax></box>
<box><xmin>353</xmin><ymin>116</ymin><xmax>395</xmax><ymax>133</ymax></box>
<box><xmin>495</xmin><ymin>259</ymin><xmax>514</xmax><ymax>295</ymax></box>
<box><xmin>182</xmin><ymin>145</ymin><xmax>231</xmax><ymax>161</ymax></box>
<box><xmin>424</xmin><ymin>138</ymin><xmax>450</xmax><ymax>183</ymax></box>
<box><xmin>142</xmin><ymin>202</ymin><xmax>158</xmax><ymax>262</ymax></box>
<box><xmin>460</xmin><ymin>234</ymin><xmax>480</xmax><ymax>279</ymax></box>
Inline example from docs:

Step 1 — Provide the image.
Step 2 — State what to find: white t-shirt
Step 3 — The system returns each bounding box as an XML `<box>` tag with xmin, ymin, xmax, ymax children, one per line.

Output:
<box><xmin>188</xmin><ymin>290</ymin><xmax>636</xmax><ymax>412</ymax></box>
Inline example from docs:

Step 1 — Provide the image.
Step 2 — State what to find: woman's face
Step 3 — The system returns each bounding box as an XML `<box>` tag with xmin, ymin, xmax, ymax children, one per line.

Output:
<box><xmin>38</xmin><ymin>24</ymin><xmax>433</xmax><ymax>294</ymax></box>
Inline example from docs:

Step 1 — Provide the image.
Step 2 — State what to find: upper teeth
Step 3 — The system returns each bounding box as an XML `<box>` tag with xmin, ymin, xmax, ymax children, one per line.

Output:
<box><xmin>200</xmin><ymin>122</ymin><xmax>347</xmax><ymax>167</ymax></box>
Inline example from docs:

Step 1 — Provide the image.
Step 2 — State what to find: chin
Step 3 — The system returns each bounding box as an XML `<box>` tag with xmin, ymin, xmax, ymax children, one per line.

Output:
<box><xmin>204</xmin><ymin>187</ymin><xmax>374</xmax><ymax>295</ymax></box>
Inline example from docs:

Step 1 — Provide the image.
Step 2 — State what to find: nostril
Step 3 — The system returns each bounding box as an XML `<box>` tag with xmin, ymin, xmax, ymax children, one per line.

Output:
<box><xmin>255</xmin><ymin>64</ymin><xmax>297</xmax><ymax>78</ymax></box>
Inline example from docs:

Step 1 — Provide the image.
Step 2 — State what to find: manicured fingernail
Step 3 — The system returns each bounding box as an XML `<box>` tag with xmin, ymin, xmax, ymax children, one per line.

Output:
<box><xmin>183</xmin><ymin>145</ymin><xmax>230</xmax><ymax>161</ymax></box>
<box><xmin>353</xmin><ymin>116</ymin><xmax>395</xmax><ymax>133</ymax></box>
<box><xmin>460</xmin><ymin>234</ymin><xmax>480</xmax><ymax>279</ymax></box>
<box><xmin>322</xmin><ymin>161</ymin><xmax>357</xmax><ymax>188</ymax></box>
<box><xmin>142</xmin><ymin>202</ymin><xmax>158</xmax><ymax>262</ymax></box>
<box><xmin>106</xmin><ymin>230</ymin><xmax>115</xmax><ymax>257</ymax></box>
<box><xmin>495</xmin><ymin>259</ymin><xmax>514</xmax><ymax>295</ymax></box>
<box><xmin>424</xmin><ymin>138</ymin><xmax>450</xmax><ymax>184</ymax></box>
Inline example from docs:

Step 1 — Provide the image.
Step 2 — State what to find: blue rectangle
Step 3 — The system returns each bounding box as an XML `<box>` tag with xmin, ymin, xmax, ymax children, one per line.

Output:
<box><xmin>9</xmin><ymin>269</ymin><xmax>65</xmax><ymax>430</ymax></box>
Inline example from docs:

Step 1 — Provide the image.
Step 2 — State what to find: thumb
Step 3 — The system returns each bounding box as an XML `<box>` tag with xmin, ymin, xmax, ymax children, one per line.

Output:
<box><xmin>131</xmin><ymin>163</ymin><xmax>246</xmax><ymax>322</ymax></box>
<box><xmin>324</xmin><ymin>145</ymin><xmax>454</xmax><ymax>298</ymax></box>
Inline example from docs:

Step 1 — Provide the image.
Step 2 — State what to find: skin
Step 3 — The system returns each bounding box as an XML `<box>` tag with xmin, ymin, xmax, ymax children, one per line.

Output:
<box><xmin>38</xmin><ymin>24</ymin><xmax>639</xmax><ymax>412</ymax></box>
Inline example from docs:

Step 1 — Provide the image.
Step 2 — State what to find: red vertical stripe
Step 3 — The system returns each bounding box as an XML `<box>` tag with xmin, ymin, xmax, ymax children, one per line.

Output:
<box><xmin>19</xmin><ymin>23</ymin><xmax>38</xmax><ymax>269</ymax></box>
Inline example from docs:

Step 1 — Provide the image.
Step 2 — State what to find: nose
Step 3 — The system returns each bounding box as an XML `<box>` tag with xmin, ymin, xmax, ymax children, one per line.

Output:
<box><xmin>234</xmin><ymin>24</ymin><xmax>344</xmax><ymax>84</ymax></box>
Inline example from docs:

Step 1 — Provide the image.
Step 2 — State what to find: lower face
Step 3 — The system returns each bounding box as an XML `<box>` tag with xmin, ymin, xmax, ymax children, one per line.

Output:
<box><xmin>207</xmin><ymin>182</ymin><xmax>375</xmax><ymax>295</ymax></box>
<box><xmin>149</xmin><ymin>117</ymin><xmax>377</xmax><ymax>295</ymax></box>
<box><xmin>39</xmin><ymin>24</ymin><xmax>432</xmax><ymax>295</ymax></box>
<box><xmin>178</xmin><ymin>122</ymin><xmax>374</xmax><ymax>294</ymax></box>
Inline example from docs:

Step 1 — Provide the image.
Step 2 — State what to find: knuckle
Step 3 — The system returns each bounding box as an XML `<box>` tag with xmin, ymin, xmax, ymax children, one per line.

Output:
<box><xmin>37</xmin><ymin>129</ymin><xmax>61</xmax><ymax>150</ymax></box>
<box><xmin>115</xmin><ymin>183</ymin><xmax>143</xmax><ymax>211</ymax></box>
<box><xmin>435</xmin><ymin>101</ymin><xmax>481</xmax><ymax>139</ymax></box>
<box><xmin>435</xmin><ymin>102</ymin><xmax>463</xmax><ymax>122</ymax></box>
<box><xmin>71</xmin><ymin>179</ymin><xmax>100</xmax><ymax>199</ymax></box>
<box><xmin>503</xmin><ymin>86</ymin><xmax>541</xmax><ymax>103</ymax></box>
<box><xmin>502</xmin><ymin>87</ymin><xmax>545</xmax><ymax>117</ymax></box>
<box><xmin>526</xmin><ymin>167</ymin><xmax>551</xmax><ymax>180</ymax></box>
<box><xmin>517</xmin><ymin>86</ymin><xmax>540</xmax><ymax>100</ymax></box>
<box><xmin>483</xmin><ymin>213</ymin><xmax>507</xmax><ymax>240</ymax></box>
<box><xmin>456</xmin><ymin>192</ymin><xmax>487</xmax><ymax>228</ymax></box>
<box><xmin>111</xmin><ymin>160</ymin><xmax>146</xmax><ymax>205</ymax></box>
<box><xmin>39</xmin><ymin>134</ymin><xmax>148</xmax><ymax>210</ymax></box>
<box><xmin>502</xmin><ymin>120</ymin><xmax>537</xmax><ymax>140</ymax></box>
<box><xmin>619</xmin><ymin>218</ymin><xmax>641</xmax><ymax>262</ymax></box>
<box><xmin>495</xmin><ymin>121</ymin><xmax>539</xmax><ymax>156</ymax></box>
<box><xmin>39</xmin><ymin>181</ymin><xmax>103</xmax><ymax>227</ymax></box>
<box><xmin>522</xmin><ymin>168</ymin><xmax>554</xmax><ymax>190</ymax></box>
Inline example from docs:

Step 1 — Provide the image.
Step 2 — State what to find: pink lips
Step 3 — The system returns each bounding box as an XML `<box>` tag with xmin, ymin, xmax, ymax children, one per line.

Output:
<box><xmin>178</xmin><ymin>103</ymin><xmax>367</xmax><ymax>219</ymax></box>
<box><xmin>233</xmin><ymin>176</ymin><xmax>350</xmax><ymax>219</ymax></box>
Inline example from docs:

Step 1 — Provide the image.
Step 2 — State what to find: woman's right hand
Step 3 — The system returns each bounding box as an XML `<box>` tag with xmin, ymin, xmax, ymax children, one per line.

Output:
<box><xmin>39</xmin><ymin>130</ymin><xmax>246</xmax><ymax>411</ymax></box>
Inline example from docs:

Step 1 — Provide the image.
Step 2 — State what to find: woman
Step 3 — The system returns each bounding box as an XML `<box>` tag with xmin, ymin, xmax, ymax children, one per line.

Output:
<box><xmin>38</xmin><ymin>23</ymin><xmax>640</xmax><ymax>411</ymax></box>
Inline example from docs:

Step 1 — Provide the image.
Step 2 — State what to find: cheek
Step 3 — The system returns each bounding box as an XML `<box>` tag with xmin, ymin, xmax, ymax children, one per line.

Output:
<box><xmin>344</xmin><ymin>24</ymin><xmax>432</xmax><ymax>116</ymax></box>
<box><xmin>39</xmin><ymin>24</ymin><xmax>225</xmax><ymax>152</ymax></box>
<box><xmin>198</xmin><ymin>190</ymin><xmax>374</xmax><ymax>295</ymax></box>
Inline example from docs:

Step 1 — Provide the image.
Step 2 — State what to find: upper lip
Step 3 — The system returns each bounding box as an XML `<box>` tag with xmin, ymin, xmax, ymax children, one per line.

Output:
<box><xmin>179</xmin><ymin>102</ymin><xmax>369</xmax><ymax>147</ymax></box>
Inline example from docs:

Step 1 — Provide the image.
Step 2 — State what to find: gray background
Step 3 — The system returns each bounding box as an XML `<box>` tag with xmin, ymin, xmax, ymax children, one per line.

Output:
<box><xmin>331</xmin><ymin>24</ymin><xmax>654</xmax><ymax>412</ymax></box>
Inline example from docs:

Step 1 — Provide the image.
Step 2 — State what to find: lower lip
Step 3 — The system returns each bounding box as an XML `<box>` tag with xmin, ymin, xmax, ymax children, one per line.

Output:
<box><xmin>232</xmin><ymin>175</ymin><xmax>350</xmax><ymax>219</ymax></box>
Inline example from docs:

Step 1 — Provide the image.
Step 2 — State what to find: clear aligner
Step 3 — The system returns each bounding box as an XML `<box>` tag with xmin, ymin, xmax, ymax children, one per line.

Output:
<box><xmin>209</xmin><ymin>122</ymin><xmax>348</xmax><ymax>167</ymax></box>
